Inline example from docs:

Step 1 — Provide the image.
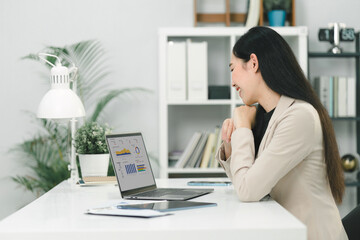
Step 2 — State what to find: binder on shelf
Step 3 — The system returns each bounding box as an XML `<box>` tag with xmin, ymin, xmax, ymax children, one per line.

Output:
<box><xmin>167</xmin><ymin>41</ymin><xmax>187</xmax><ymax>101</ymax></box>
<box><xmin>338</xmin><ymin>76</ymin><xmax>347</xmax><ymax>117</ymax></box>
<box><xmin>321</xmin><ymin>76</ymin><xmax>332</xmax><ymax>116</ymax></box>
<box><xmin>328</xmin><ymin>76</ymin><xmax>334</xmax><ymax>117</ymax></box>
<box><xmin>333</xmin><ymin>76</ymin><xmax>339</xmax><ymax>117</ymax></box>
<box><xmin>187</xmin><ymin>40</ymin><xmax>208</xmax><ymax>101</ymax></box>
<box><xmin>347</xmin><ymin>77</ymin><xmax>356</xmax><ymax>117</ymax></box>
<box><xmin>314</xmin><ymin>76</ymin><xmax>333</xmax><ymax>117</ymax></box>
<box><xmin>314</xmin><ymin>75</ymin><xmax>357</xmax><ymax>118</ymax></box>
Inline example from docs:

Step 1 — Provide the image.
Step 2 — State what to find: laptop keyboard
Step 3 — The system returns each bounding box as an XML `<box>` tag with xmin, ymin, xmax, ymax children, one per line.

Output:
<box><xmin>134</xmin><ymin>189</ymin><xmax>193</xmax><ymax>197</ymax></box>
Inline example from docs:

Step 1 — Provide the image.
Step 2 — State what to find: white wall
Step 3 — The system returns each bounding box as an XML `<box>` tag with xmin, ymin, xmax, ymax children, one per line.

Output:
<box><xmin>1</xmin><ymin>0</ymin><xmax>359</xmax><ymax>220</ymax></box>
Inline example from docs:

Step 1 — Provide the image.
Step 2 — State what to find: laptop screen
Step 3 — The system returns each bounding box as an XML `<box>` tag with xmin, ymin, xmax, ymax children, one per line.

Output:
<box><xmin>106</xmin><ymin>133</ymin><xmax>156</xmax><ymax>192</ymax></box>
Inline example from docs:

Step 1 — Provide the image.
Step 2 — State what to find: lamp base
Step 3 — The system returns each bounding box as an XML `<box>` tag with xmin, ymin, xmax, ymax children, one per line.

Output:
<box><xmin>68</xmin><ymin>118</ymin><xmax>80</xmax><ymax>185</ymax></box>
<box><xmin>329</xmin><ymin>45</ymin><xmax>342</xmax><ymax>54</ymax></box>
<box><xmin>68</xmin><ymin>164</ymin><xmax>79</xmax><ymax>184</ymax></box>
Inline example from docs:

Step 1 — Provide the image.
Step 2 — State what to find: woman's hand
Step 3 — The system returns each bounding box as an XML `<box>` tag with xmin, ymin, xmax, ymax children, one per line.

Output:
<box><xmin>221</xmin><ymin>118</ymin><xmax>235</xmax><ymax>143</ymax></box>
<box><xmin>221</xmin><ymin>118</ymin><xmax>235</xmax><ymax>159</ymax></box>
<box><xmin>233</xmin><ymin>105</ymin><xmax>257</xmax><ymax>129</ymax></box>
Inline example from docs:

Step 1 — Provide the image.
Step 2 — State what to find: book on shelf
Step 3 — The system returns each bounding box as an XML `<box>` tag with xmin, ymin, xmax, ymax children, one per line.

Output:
<box><xmin>211</xmin><ymin>127</ymin><xmax>223</xmax><ymax>168</ymax></box>
<box><xmin>187</xmin><ymin>39</ymin><xmax>208</xmax><ymax>101</ymax></box>
<box><xmin>208</xmin><ymin>126</ymin><xmax>221</xmax><ymax>168</ymax></box>
<box><xmin>347</xmin><ymin>77</ymin><xmax>356</xmax><ymax>117</ymax></box>
<box><xmin>172</xmin><ymin>126</ymin><xmax>223</xmax><ymax>170</ymax></box>
<box><xmin>313</xmin><ymin>75</ymin><xmax>356</xmax><ymax>118</ymax></box>
<box><xmin>174</xmin><ymin>132</ymin><xmax>202</xmax><ymax>168</ymax></box>
<box><xmin>167</xmin><ymin>41</ymin><xmax>187</xmax><ymax>101</ymax></box>
<box><xmin>186</xmin><ymin>132</ymin><xmax>209</xmax><ymax>168</ymax></box>
<box><xmin>200</xmin><ymin>132</ymin><xmax>216</xmax><ymax>168</ymax></box>
<box><xmin>245</xmin><ymin>0</ymin><xmax>260</xmax><ymax>28</ymax></box>
<box><xmin>79</xmin><ymin>176</ymin><xmax>117</xmax><ymax>186</ymax></box>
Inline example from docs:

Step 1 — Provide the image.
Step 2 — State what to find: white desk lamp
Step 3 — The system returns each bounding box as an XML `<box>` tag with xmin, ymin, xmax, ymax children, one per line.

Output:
<box><xmin>37</xmin><ymin>53</ymin><xmax>86</xmax><ymax>184</ymax></box>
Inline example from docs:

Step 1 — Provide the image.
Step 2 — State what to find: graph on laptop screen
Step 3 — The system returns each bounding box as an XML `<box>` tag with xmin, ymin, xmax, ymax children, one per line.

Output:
<box><xmin>107</xmin><ymin>134</ymin><xmax>155</xmax><ymax>191</ymax></box>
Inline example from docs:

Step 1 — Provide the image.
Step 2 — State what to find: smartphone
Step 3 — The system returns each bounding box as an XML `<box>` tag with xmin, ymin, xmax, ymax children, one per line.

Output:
<box><xmin>187</xmin><ymin>181</ymin><xmax>232</xmax><ymax>186</ymax></box>
<box><xmin>117</xmin><ymin>201</ymin><xmax>217</xmax><ymax>212</ymax></box>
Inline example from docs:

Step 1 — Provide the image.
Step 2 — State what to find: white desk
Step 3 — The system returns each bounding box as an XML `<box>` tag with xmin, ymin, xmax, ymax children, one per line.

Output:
<box><xmin>0</xmin><ymin>178</ymin><xmax>306</xmax><ymax>240</ymax></box>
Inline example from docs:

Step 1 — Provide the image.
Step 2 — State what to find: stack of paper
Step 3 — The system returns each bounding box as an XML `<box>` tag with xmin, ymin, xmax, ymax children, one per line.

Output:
<box><xmin>87</xmin><ymin>207</ymin><xmax>172</xmax><ymax>218</ymax></box>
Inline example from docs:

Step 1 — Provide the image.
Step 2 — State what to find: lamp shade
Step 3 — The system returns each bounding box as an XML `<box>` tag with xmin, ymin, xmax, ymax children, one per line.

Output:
<box><xmin>37</xmin><ymin>63</ymin><xmax>85</xmax><ymax>119</ymax></box>
<box><xmin>37</xmin><ymin>89</ymin><xmax>85</xmax><ymax>119</ymax></box>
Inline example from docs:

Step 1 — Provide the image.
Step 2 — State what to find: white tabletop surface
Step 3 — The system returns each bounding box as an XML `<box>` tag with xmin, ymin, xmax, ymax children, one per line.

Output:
<box><xmin>0</xmin><ymin>178</ymin><xmax>306</xmax><ymax>240</ymax></box>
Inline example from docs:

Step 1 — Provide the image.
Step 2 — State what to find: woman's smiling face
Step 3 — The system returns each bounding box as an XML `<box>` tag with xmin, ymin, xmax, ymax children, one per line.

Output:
<box><xmin>229</xmin><ymin>53</ymin><xmax>259</xmax><ymax>106</ymax></box>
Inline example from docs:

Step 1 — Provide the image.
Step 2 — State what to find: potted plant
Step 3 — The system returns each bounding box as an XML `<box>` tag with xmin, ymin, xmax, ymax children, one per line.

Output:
<box><xmin>74</xmin><ymin>121</ymin><xmax>112</xmax><ymax>177</ymax></box>
<box><xmin>263</xmin><ymin>0</ymin><xmax>292</xmax><ymax>26</ymax></box>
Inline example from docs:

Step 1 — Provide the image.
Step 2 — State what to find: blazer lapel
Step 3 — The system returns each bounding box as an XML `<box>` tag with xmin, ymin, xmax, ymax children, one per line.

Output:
<box><xmin>257</xmin><ymin>95</ymin><xmax>295</xmax><ymax>156</ymax></box>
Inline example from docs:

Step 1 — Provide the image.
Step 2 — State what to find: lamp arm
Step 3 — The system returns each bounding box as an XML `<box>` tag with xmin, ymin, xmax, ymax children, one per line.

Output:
<box><xmin>69</xmin><ymin>118</ymin><xmax>79</xmax><ymax>184</ymax></box>
<box><xmin>68</xmin><ymin>64</ymin><xmax>78</xmax><ymax>76</ymax></box>
<box><xmin>68</xmin><ymin>65</ymin><xmax>79</xmax><ymax>93</ymax></box>
<box><xmin>38</xmin><ymin>53</ymin><xmax>61</xmax><ymax>67</ymax></box>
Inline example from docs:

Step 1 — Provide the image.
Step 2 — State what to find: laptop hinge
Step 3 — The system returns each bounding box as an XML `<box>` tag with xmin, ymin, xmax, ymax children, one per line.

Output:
<box><xmin>122</xmin><ymin>184</ymin><xmax>157</xmax><ymax>197</ymax></box>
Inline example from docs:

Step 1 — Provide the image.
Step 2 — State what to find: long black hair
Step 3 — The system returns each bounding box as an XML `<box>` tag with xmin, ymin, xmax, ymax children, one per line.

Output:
<box><xmin>233</xmin><ymin>26</ymin><xmax>344</xmax><ymax>204</ymax></box>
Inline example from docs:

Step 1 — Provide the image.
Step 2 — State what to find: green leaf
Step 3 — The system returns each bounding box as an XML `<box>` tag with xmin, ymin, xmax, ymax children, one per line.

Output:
<box><xmin>90</xmin><ymin>88</ymin><xmax>151</xmax><ymax>122</ymax></box>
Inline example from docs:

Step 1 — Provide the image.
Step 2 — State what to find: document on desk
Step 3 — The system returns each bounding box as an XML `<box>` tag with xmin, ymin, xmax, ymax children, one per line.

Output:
<box><xmin>86</xmin><ymin>206</ymin><xmax>172</xmax><ymax>218</ymax></box>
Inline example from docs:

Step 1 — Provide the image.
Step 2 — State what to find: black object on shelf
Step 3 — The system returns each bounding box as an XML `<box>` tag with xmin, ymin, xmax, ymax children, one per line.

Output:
<box><xmin>331</xmin><ymin>117</ymin><xmax>360</xmax><ymax>121</ymax></box>
<box><xmin>208</xmin><ymin>85</ymin><xmax>230</xmax><ymax>99</ymax></box>
<box><xmin>308</xmin><ymin>52</ymin><xmax>360</xmax><ymax>58</ymax></box>
<box><xmin>345</xmin><ymin>181</ymin><xmax>360</xmax><ymax>187</ymax></box>
<box><xmin>358</xmin><ymin>171</ymin><xmax>360</xmax><ymax>205</ymax></box>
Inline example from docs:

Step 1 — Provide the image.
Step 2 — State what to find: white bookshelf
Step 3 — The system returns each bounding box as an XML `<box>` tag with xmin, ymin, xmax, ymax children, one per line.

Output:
<box><xmin>158</xmin><ymin>27</ymin><xmax>308</xmax><ymax>178</ymax></box>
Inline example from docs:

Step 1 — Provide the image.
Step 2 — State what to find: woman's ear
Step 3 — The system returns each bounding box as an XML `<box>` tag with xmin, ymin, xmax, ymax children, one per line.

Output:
<box><xmin>249</xmin><ymin>53</ymin><xmax>259</xmax><ymax>73</ymax></box>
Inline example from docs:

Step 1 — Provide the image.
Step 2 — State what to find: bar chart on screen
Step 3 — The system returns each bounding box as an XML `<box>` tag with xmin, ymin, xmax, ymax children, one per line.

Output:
<box><xmin>125</xmin><ymin>164</ymin><xmax>137</xmax><ymax>174</ymax></box>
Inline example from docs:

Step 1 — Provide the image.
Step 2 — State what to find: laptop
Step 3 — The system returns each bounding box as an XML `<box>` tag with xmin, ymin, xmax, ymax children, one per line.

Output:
<box><xmin>105</xmin><ymin>132</ymin><xmax>213</xmax><ymax>200</ymax></box>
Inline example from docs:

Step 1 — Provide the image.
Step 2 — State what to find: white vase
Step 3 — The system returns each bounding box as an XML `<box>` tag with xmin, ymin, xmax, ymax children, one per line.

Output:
<box><xmin>78</xmin><ymin>153</ymin><xmax>110</xmax><ymax>177</ymax></box>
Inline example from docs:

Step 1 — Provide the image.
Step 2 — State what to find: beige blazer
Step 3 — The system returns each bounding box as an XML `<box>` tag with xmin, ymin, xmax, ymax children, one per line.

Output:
<box><xmin>216</xmin><ymin>95</ymin><xmax>348</xmax><ymax>240</ymax></box>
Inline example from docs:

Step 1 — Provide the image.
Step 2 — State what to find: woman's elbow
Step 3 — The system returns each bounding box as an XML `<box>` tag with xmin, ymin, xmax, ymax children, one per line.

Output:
<box><xmin>235</xmin><ymin>186</ymin><xmax>264</xmax><ymax>202</ymax></box>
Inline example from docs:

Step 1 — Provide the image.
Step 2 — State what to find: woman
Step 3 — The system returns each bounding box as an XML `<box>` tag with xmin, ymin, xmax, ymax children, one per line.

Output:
<box><xmin>216</xmin><ymin>26</ymin><xmax>348</xmax><ymax>240</ymax></box>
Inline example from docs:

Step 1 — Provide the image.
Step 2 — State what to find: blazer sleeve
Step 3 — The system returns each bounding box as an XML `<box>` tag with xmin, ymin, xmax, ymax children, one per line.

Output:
<box><xmin>215</xmin><ymin>131</ymin><xmax>255</xmax><ymax>182</ymax></box>
<box><xmin>229</xmin><ymin>106</ymin><xmax>317</xmax><ymax>202</ymax></box>
<box><xmin>215</xmin><ymin>143</ymin><xmax>235</xmax><ymax>181</ymax></box>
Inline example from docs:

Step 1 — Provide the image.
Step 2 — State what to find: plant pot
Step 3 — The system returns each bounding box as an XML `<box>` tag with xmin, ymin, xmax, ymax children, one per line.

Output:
<box><xmin>78</xmin><ymin>153</ymin><xmax>110</xmax><ymax>177</ymax></box>
<box><xmin>268</xmin><ymin>10</ymin><xmax>286</xmax><ymax>27</ymax></box>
